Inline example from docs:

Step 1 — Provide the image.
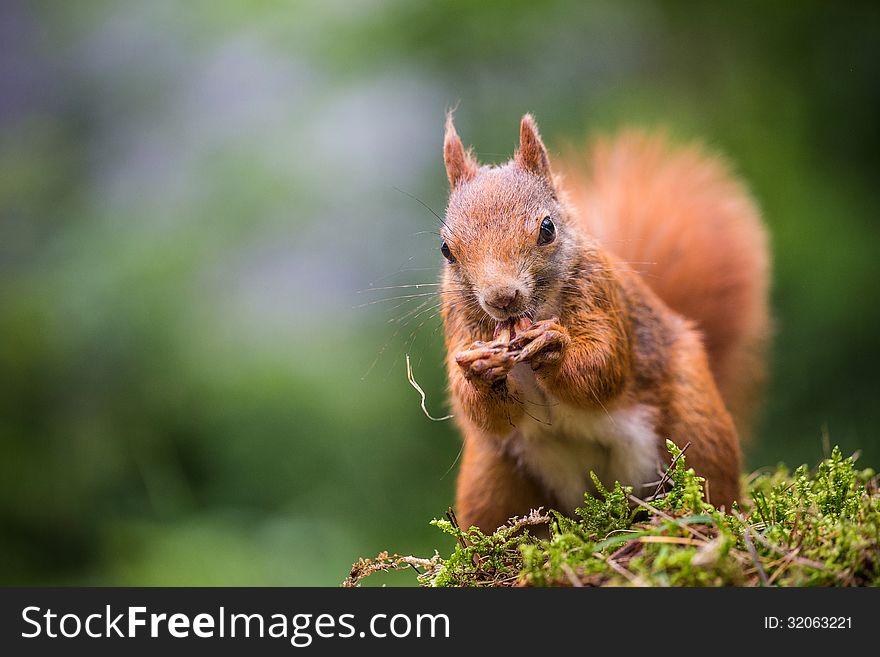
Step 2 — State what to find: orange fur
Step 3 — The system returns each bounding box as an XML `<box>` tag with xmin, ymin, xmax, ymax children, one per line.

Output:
<box><xmin>563</xmin><ymin>132</ymin><xmax>770</xmax><ymax>436</ymax></box>
<box><xmin>439</xmin><ymin>115</ymin><xmax>769</xmax><ymax>532</ymax></box>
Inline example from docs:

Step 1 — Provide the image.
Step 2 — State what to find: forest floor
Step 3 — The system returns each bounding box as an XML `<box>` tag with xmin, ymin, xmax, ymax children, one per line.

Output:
<box><xmin>346</xmin><ymin>441</ymin><xmax>879</xmax><ymax>587</ymax></box>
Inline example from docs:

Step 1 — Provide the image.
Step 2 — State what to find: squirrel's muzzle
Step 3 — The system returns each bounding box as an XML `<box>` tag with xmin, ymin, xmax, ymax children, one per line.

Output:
<box><xmin>481</xmin><ymin>284</ymin><xmax>527</xmax><ymax>320</ymax></box>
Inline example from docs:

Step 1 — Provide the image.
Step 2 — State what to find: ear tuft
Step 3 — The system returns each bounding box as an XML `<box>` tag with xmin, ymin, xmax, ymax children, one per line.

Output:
<box><xmin>444</xmin><ymin>112</ymin><xmax>479</xmax><ymax>189</ymax></box>
<box><xmin>515</xmin><ymin>113</ymin><xmax>552</xmax><ymax>182</ymax></box>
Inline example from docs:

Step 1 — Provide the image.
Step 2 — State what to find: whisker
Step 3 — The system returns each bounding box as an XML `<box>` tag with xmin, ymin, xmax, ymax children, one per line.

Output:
<box><xmin>368</xmin><ymin>265</ymin><xmax>439</xmax><ymax>287</ymax></box>
<box><xmin>353</xmin><ymin>291</ymin><xmax>457</xmax><ymax>307</ymax></box>
<box><xmin>389</xmin><ymin>298</ymin><xmax>435</xmax><ymax>326</ymax></box>
<box><xmin>440</xmin><ymin>442</ymin><xmax>465</xmax><ymax>480</ymax></box>
<box><xmin>397</xmin><ymin>302</ymin><xmax>443</xmax><ymax>330</ymax></box>
<box><xmin>405</xmin><ymin>313</ymin><xmax>443</xmax><ymax>352</ymax></box>
<box><xmin>381</xmin><ymin>296</ymin><xmax>432</xmax><ymax>318</ymax></box>
<box><xmin>358</xmin><ymin>283</ymin><xmax>444</xmax><ymax>292</ymax></box>
<box><xmin>509</xmin><ymin>393</ymin><xmax>553</xmax><ymax>426</ymax></box>
<box><xmin>393</xmin><ymin>186</ymin><xmax>448</xmax><ymax>228</ymax></box>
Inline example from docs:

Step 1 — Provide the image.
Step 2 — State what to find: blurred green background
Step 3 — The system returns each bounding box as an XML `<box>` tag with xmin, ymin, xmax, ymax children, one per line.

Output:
<box><xmin>2</xmin><ymin>1</ymin><xmax>879</xmax><ymax>585</ymax></box>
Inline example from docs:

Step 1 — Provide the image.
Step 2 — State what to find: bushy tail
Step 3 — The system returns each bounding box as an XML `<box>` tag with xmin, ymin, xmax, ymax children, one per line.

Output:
<box><xmin>562</xmin><ymin>131</ymin><xmax>770</xmax><ymax>437</ymax></box>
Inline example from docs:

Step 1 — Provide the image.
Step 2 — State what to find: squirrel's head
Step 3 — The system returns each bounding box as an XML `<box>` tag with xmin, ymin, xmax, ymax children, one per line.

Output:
<box><xmin>441</xmin><ymin>113</ymin><xmax>577</xmax><ymax>327</ymax></box>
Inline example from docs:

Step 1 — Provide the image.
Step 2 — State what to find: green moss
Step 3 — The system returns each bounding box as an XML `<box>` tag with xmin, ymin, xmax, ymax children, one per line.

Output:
<box><xmin>347</xmin><ymin>441</ymin><xmax>880</xmax><ymax>587</ymax></box>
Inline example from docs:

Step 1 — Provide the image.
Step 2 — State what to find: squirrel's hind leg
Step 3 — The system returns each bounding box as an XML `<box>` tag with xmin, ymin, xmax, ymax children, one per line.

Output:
<box><xmin>455</xmin><ymin>432</ymin><xmax>554</xmax><ymax>536</ymax></box>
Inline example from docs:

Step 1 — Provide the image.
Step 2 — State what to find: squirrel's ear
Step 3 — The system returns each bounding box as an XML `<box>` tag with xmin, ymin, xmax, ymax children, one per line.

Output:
<box><xmin>516</xmin><ymin>114</ymin><xmax>552</xmax><ymax>182</ymax></box>
<box><xmin>444</xmin><ymin>113</ymin><xmax>478</xmax><ymax>189</ymax></box>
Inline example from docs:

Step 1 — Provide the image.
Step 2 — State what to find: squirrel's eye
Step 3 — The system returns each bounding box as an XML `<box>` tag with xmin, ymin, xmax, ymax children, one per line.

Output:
<box><xmin>538</xmin><ymin>216</ymin><xmax>556</xmax><ymax>245</ymax></box>
<box><xmin>441</xmin><ymin>241</ymin><xmax>456</xmax><ymax>263</ymax></box>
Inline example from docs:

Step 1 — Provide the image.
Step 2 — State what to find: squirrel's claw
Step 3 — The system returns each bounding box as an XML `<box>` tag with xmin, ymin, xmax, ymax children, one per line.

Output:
<box><xmin>510</xmin><ymin>318</ymin><xmax>570</xmax><ymax>369</ymax></box>
<box><xmin>455</xmin><ymin>342</ymin><xmax>517</xmax><ymax>384</ymax></box>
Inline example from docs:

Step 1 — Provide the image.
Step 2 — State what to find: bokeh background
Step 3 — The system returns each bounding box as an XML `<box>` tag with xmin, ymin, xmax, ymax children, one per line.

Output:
<box><xmin>2</xmin><ymin>1</ymin><xmax>879</xmax><ymax>586</ymax></box>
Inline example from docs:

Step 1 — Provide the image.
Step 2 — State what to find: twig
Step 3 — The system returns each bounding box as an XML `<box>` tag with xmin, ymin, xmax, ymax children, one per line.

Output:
<box><xmin>343</xmin><ymin>552</ymin><xmax>442</xmax><ymax>587</ymax></box>
<box><xmin>743</xmin><ymin>529</ymin><xmax>770</xmax><ymax>586</ymax></box>
<box><xmin>499</xmin><ymin>508</ymin><xmax>551</xmax><ymax>533</ymax></box>
<box><xmin>446</xmin><ymin>507</ymin><xmax>468</xmax><ymax>550</ymax></box>
<box><xmin>628</xmin><ymin>494</ymin><xmax>712</xmax><ymax>542</ymax></box>
<box><xmin>560</xmin><ymin>563</ymin><xmax>584</xmax><ymax>587</ymax></box>
<box><xmin>766</xmin><ymin>547</ymin><xmax>801</xmax><ymax>586</ymax></box>
<box><xmin>593</xmin><ymin>552</ymin><xmax>645</xmax><ymax>586</ymax></box>
<box><xmin>638</xmin><ymin>535</ymin><xmax>705</xmax><ymax>546</ymax></box>
<box><xmin>651</xmin><ymin>442</ymin><xmax>692</xmax><ymax>499</ymax></box>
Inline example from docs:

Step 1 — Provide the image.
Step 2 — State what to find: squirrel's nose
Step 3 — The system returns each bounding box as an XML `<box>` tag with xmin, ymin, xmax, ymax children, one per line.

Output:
<box><xmin>483</xmin><ymin>286</ymin><xmax>522</xmax><ymax>314</ymax></box>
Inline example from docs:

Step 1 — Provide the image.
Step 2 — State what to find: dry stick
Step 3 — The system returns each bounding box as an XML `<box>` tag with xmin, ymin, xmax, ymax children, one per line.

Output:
<box><xmin>559</xmin><ymin>563</ymin><xmax>584</xmax><ymax>587</ymax></box>
<box><xmin>766</xmin><ymin>547</ymin><xmax>802</xmax><ymax>586</ymax></box>
<box><xmin>406</xmin><ymin>353</ymin><xmax>453</xmax><ymax>421</ymax></box>
<box><xmin>492</xmin><ymin>574</ymin><xmax>522</xmax><ymax>587</ymax></box>
<box><xmin>651</xmin><ymin>441</ymin><xmax>692</xmax><ymax>500</ymax></box>
<box><xmin>628</xmin><ymin>494</ymin><xmax>712</xmax><ymax>542</ymax></box>
<box><xmin>638</xmin><ymin>536</ymin><xmax>705</xmax><ymax>546</ymax></box>
<box><xmin>609</xmin><ymin>536</ymin><xmax>644</xmax><ymax>562</ymax></box>
<box><xmin>593</xmin><ymin>552</ymin><xmax>643</xmax><ymax>585</ymax></box>
<box><xmin>446</xmin><ymin>507</ymin><xmax>468</xmax><ymax>551</ymax></box>
<box><xmin>343</xmin><ymin>553</ymin><xmax>441</xmax><ymax>587</ymax></box>
<box><xmin>743</xmin><ymin>528</ymin><xmax>771</xmax><ymax>586</ymax></box>
<box><xmin>495</xmin><ymin>508</ymin><xmax>551</xmax><ymax>535</ymax></box>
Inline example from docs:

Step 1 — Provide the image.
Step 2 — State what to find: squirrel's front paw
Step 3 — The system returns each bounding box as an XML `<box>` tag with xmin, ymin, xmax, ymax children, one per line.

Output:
<box><xmin>509</xmin><ymin>317</ymin><xmax>570</xmax><ymax>370</ymax></box>
<box><xmin>455</xmin><ymin>340</ymin><xmax>516</xmax><ymax>386</ymax></box>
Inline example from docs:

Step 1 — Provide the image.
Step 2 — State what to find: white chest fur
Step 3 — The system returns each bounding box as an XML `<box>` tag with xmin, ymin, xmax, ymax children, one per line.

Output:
<box><xmin>506</xmin><ymin>363</ymin><xmax>661</xmax><ymax>512</ymax></box>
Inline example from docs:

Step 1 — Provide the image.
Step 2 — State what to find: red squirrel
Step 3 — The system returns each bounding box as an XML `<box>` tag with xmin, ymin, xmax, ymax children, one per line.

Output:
<box><xmin>439</xmin><ymin>112</ymin><xmax>769</xmax><ymax>532</ymax></box>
